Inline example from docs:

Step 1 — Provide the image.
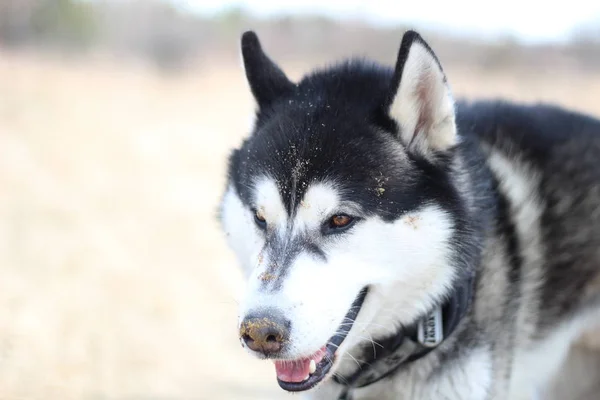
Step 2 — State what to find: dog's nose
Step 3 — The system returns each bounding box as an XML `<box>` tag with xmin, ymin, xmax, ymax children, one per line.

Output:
<box><xmin>239</xmin><ymin>309</ymin><xmax>290</xmax><ymax>356</ymax></box>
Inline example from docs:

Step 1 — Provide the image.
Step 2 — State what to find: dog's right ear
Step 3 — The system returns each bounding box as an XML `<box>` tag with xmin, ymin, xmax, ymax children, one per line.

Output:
<box><xmin>384</xmin><ymin>31</ymin><xmax>457</xmax><ymax>155</ymax></box>
<box><xmin>241</xmin><ymin>31</ymin><xmax>294</xmax><ymax>109</ymax></box>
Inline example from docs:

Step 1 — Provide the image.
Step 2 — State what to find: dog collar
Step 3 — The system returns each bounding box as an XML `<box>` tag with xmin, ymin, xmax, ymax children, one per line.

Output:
<box><xmin>333</xmin><ymin>272</ymin><xmax>475</xmax><ymax>400</ymax></box>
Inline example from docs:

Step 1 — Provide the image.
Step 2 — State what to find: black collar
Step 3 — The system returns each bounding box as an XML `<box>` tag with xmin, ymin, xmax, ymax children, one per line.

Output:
<box><xmin>333</xmin><ymin>272</ymin><xmax>475</xmax><ymax>400</ymax></box>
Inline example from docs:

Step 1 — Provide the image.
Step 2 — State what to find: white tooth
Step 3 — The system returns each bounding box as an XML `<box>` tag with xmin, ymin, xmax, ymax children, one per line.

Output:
<box><xmin>309</xmin><ymin>359</ymin><xmax>316</xmax><ymax>374</ymax></box>
<box><xmin>303</xmin><ymin>374</ymin><xmax>310</xmax><ymax>381</ymax></box>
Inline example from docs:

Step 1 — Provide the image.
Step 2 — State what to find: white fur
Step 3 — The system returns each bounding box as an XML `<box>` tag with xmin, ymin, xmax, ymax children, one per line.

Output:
<box><xmin>293</xmin><ymin>181</ymin><xmax>347</xmax><ymax>234</ymax></box>
<box><xmin>485</xmin><ymin>149</ymin><xmax>547</xmax><ymax>398</ymax></box>
<box><xmin>332</xmin><ymin>205</ymin><xmax>458</xmax><ymax>377</ymax></box>
<box><xmin>220</xmin><ymin>185</ymin><xmax>263</xmax><ymax>276</ymax></box>
<box><xmin>511</xmin><ymin>324</ymin><xmax>575</xmax><ymax>400</ymax></box>
<box><xmin>511</xmin><ymin>309</ymin><xmax>600</xmax><ymax>400</ymax></box>
<box><xmin>222</xmin><ymin>153</ymin><xmax>591</xmax><ymax>399</ymax></box>
<box><xmin>253</xmin><ymin>176</ymin><xmax>289</xmax><ymax>230</ymax></box>
<box><xmin>484</xmin><ymin>148</ymin><xmax>600</xmax><ymax>399</ymax></box>
<box><xmin>223</xmin><ymin>177</ymin><xmax>457</xmax><ymax>372</ymax></box>
<box><xmin>389</xmin><ymin>41</ymin><xmax>457</xmax><ymax>154</ymax></box>
<box><xmin>407</xmin><ymin>346</ymin><xmax>492</xmax><ymax>400</ymax></box>
<box><xmin>309</xmin><ymin>346</ymin><xmax>492</xmax><ymax>400</ymax></box>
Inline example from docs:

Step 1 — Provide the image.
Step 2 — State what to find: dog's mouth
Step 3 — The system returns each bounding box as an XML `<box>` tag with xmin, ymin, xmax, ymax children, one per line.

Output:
<box><xmin>275</xmin><ymin>287</ymin><xmax>369</xmax><ymax>392</ymax></box>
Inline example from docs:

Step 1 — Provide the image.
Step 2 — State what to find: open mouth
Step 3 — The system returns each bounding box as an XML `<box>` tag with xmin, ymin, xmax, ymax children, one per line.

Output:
<box><xmin>275</xmin><ymin>287</ymin><xmax>369</xmax><ymax>392</ymax></box>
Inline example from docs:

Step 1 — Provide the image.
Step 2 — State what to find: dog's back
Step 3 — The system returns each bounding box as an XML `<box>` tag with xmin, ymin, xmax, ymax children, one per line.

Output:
<box><xmin>455</xmin><ymin>100</ymin><xmax>600</xmax><ymax>398</ymax></box>
<box><xmin>460</xmin><ymin>100</ymin><xmax>600</xmax><ymax>322</ymax></box>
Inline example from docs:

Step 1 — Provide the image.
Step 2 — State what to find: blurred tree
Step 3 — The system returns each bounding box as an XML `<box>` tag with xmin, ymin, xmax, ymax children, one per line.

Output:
<box><xmin>94</xmin><ymin>0</ymin><xmax>201</xmax><ymax>72</ymax></box>
<box><xmin>0</xmin><ymin>0</ymin><xmax>96</xmax><ymax>49</ymax></box>
<box><xmin>30</xmin><ymin>0</ymin><xmax>96</xmax><ymax>50</ymax></box>
<box><xmin>480</xmin><ymin>36</ymin><xmax>521</xmax><ymax>71</ymax></box>
<box><xmin>0</xmin><ymin>0</ymin><xmax>37</xmax><ymax>47</ymax></box>
<box><xmin>217</xmin><ymin>6</ymin><xmax>247</xmax><ymax>35</ymax></box>
<box><xmin>0</xmin><ymin>0</ymin><xmax>598</xmax><ymax>73</ymax></box>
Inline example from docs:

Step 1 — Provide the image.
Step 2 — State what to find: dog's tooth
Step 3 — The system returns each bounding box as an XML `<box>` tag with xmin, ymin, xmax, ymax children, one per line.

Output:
<box><xmin>303</xmin><ymin>374</ymin><xmax>310</xmax><ymax>381</ymax></box>
<box><xmin>309</xmin><ymin>359</ymin><xmax>316</xmax><ymax>374</ymax></box>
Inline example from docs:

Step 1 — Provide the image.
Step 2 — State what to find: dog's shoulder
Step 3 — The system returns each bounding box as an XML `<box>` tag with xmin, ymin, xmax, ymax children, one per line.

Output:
<box><xmin>458</xmin><ymin>99</ymin><xmax>600</xmax><ymax>333</ymax></box>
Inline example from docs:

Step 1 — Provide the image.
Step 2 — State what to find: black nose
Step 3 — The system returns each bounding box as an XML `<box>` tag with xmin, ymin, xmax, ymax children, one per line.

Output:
<box><xmin>239</xmin><ymin>309</ymin><xmax>290</xmax><ymax>356</ymax></box>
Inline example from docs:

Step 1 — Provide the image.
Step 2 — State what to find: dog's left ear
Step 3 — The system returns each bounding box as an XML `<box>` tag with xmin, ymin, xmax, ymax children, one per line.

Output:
<box><xmin>385</xmin><ymin>31</ymin><xmax>457</xmax><ymax>154</ymax></box>
<box><xmin>241</xmin><ymin>31</ymin><xmax>295</xmax><ymax>110</ymax></box>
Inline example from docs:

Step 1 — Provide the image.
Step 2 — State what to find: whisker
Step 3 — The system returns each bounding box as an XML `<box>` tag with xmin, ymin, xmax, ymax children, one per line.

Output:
<box><xmin>356</xmin><ymin>334</ymin><xmax>384</xmax><ymax>350</ymax></box>
<box><xmin>332</xmin><ymin>371</ymin><xmax>350</xmax><ymax>386</ymax></box>
<box><xmin>342</xmin><ymin>351</ymin><xmax>362</xmax><ymax>369</ymax></box>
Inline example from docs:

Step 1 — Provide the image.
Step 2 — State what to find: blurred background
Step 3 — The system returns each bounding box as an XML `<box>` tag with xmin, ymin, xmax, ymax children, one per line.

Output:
<box><xmin>1</xmin><ymin>1</ymin><xmax>600</xmax><ymax>399</ymax></box>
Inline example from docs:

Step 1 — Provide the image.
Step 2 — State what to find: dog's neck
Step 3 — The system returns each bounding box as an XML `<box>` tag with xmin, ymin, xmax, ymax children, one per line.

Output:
<box><xmin>333</xmin><ymin>271</ymin><xmax>475</xmax><ymax>399</ymax></box>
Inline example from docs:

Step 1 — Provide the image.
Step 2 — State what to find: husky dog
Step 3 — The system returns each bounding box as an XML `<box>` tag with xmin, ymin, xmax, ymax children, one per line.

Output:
<box><xmin>218</xmin><ymin>29</ymin><xmax>600</xmax><ymax>400</ymax></box>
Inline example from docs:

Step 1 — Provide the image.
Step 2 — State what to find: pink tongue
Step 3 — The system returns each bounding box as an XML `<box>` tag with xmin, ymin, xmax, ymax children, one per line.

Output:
<box><xmin>274</xmin><ymin>359</ymin><xmax>311</xmax><ymax>383</ymax></box>
<box><xmin>273</xmin><ymin>347</ymin><xmax>327</xmax><ymax>383</ymax></box>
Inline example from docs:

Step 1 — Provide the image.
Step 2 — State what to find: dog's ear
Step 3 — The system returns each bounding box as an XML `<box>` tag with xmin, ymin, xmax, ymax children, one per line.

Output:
<box><xmin>384</xmin><ymin>31</ymin><xmax>457</xmax><ymax>154</ymax></box>
<box><xmin>241</xmin><ymin>31</ymin><xmax>294</xmax><ymax>109</ymax></box>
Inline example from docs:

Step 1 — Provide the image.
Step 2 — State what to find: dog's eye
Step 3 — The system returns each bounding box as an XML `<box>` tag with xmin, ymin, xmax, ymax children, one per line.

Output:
<box><xmin>331</xmin><ymin>215</ymin><xmax>352</xmax><ymax>228</ymax></box>
<box><xmin>254</xmin><ymin>209</ymin><xmax>267</xmax><ymax>229</ymax></box>
<box><xmin>326</xmin><ymin>214</ymin><xmax>356</xmax><ymax>232</ymax></box>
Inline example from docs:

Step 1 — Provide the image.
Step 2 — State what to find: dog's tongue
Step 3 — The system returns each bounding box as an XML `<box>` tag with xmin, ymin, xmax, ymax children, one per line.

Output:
<box><xmin>274</xmin><ymin>359</ymin><xmax>311</xmax><ymax>383</ymax></box>
<box><xmin>273</xmin><ymin>347</ymin><xmax>327</xmax><ymax>383</ymax></box>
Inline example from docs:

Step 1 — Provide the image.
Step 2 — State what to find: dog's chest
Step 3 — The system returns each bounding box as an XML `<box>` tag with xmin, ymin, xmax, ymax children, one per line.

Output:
<box><xmin>308</xmin><ymin>347</ymin><xmax>492</xmax><ymax>400</ymax></box>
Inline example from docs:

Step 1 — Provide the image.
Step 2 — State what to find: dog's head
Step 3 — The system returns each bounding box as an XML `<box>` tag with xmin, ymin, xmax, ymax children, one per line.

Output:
<box><xmin>219</xmin><ymin>30</ymin><xmax>473</xmax><ymax>392</ymax></box>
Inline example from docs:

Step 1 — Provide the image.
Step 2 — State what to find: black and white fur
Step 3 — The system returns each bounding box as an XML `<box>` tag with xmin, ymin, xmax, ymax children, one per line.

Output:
<box><xmin>218</xmin><ymin>30</ymin><xmax>600</xmax><ymax>399</ymax></box>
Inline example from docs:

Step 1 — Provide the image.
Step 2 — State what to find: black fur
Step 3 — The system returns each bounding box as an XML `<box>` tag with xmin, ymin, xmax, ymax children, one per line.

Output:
<box><xmin>220</xmin><ymin>29</ymin><xmax>600</xmax><ymax>399</ymax></box>
<box><xmin>241</xmin><ymin>31</ymin><xmax>295</xmax><ymax>109</ymax></box>
<box><xmin>226</xmin><ymin>28</ymin><xmax>600</xmax><ymax>348</ymax></box>
<box><xmin>228</xmin><ymin>31</ymin><xmax>492</xmax><ymax>299</ymax></box>
<box><xmin>261</xmin><ymin>232</ymin><xmax>327</xmax><ymax>291</ymax></box>
<box><xmin>456</xmin><ymin>100</ymin><xmax>600</xmax><ymax>334</ymax></box>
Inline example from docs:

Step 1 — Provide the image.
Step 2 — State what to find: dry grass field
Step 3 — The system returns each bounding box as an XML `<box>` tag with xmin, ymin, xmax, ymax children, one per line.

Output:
<box><xmin>1</xmin><ymin>50</ymin><xmax>600</xmax><ymax>400</ymax></box>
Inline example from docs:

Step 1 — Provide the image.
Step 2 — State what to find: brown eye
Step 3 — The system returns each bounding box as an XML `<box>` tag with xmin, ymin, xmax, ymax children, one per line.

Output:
<box><xmin>328</xmin><ymin>215</ymin><xmax>355</xmax><ymax>231</ymax></box>
<box><xmin>254</xmin><ymin>209</ymin><xmax>267</xmax><ymax>229</ymax></box>
<box><xmin>331</xmin><ymin>215</ymin><xmax>352</xmax><ymax>227</ymax></box>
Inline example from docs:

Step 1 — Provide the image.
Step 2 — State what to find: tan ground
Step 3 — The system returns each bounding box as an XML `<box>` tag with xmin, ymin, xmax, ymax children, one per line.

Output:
<box><xmin>0</xmin><ymin>52</ymin><xmax>599</xmax><ymax>400</ymax></box>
